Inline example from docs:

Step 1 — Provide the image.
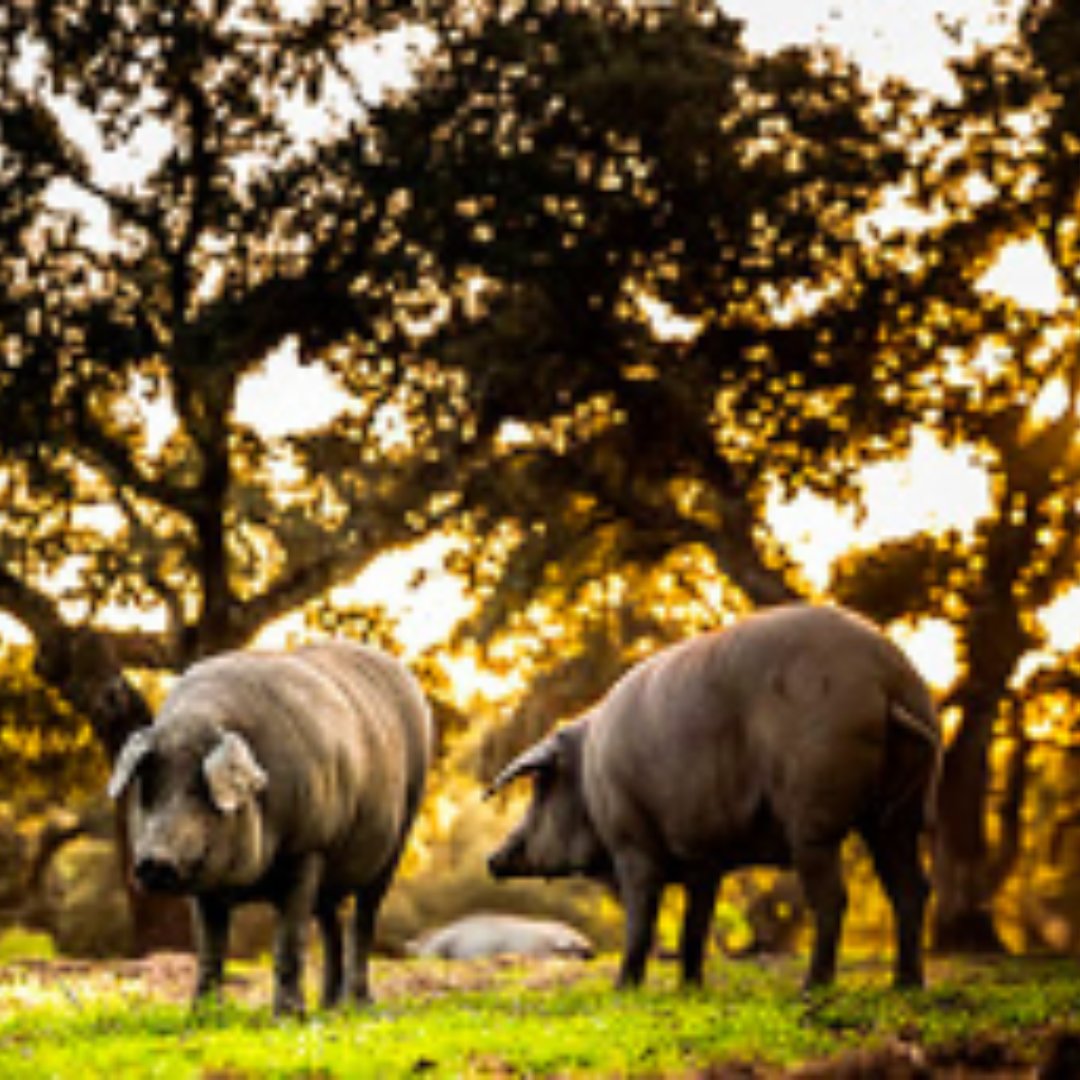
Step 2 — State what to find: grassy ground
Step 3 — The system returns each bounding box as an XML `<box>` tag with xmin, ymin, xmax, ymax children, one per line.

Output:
<box><xmin>0</xmin><ymin>952</ymin><xmax>1078</xmax><ymax>1077</ymax></box>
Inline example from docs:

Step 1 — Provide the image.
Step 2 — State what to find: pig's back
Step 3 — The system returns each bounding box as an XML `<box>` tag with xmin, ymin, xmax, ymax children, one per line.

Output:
<box><xmin>584</xmin><ymin>606</ymin><xmax>924</xmax><ymax>862</ymax></box>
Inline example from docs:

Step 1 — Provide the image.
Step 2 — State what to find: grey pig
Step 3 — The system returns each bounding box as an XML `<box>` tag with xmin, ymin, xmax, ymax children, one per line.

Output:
<box><xmin>488</xmin><ymin>604</ymin><xmax>940</xmax><ymax>991</ymax></box>
<box><xmin>108</xmin><ymin>641</ymin><xmax>432</xmax><ymax>1014</ymax></box>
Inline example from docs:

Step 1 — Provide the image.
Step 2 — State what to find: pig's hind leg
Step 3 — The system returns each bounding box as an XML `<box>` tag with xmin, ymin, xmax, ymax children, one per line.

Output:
<box><xmin>316</xmin><ymin>898</ymin><xmax>345</xmax><ymax>1008</ymax></box>
<box><xmin>793</xmin><ymin>839</ymin><xmax>847</xmax><ymax>989</ymax></box>
<box><xmin>860</xmin><ymin>815</ymin><xmax>930</xmax><ymax>988</ymax></box>
<box><xmin>680</xmin><ymin>867</ymin><xmax>721</xmax><ymax>987</ymax></box>
<box><xmin>347</xmin><ymin>857</ymin><xmax>400</xmax><ymax>1005</ymax></box>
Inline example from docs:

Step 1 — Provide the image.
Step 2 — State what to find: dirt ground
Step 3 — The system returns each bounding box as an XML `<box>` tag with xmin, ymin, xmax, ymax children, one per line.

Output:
<box><xmin>1</xmin><ymin>954</ymin><xmax>1078</xmax><ymax>1078</ymax></box>
<box><xmin>0</xmin><ymin>950</ymin><xmax>594</xmax><ymax>1011</ymax></box>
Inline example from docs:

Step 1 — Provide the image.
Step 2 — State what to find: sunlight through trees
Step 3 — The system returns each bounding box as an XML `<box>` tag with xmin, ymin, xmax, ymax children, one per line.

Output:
<box><xmin>1</xmin><ymin>0</ymin><xmax>1080</xmax><ymax>956</ymax></box>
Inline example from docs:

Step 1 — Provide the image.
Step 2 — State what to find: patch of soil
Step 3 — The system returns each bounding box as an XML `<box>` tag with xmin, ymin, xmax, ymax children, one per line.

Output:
<box><xmin>784</xmin><ymin>1028</ymin><xmax>1080</xmax><ymax>1079</ymax></box>
<box><xmin>0</xmin><ymin>952</ymin><xmax>599</xmax><ymax>1008</ymax></box>
<box><xmin>0</xmin><ymin>953</ymin><xmax>265</xmax><ymax>1006</ymax></box>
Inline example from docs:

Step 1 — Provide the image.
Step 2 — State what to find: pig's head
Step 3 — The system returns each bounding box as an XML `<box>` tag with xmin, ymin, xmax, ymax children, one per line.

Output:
<box><xmin>486</xmin><ymin>721</ymin><xmax>610</xmax><ymax>882</ymax></box>
<box><xmin>108</xmin><ymin>720</ymin><xmax>269</xmax><ymax>894</ymax></box>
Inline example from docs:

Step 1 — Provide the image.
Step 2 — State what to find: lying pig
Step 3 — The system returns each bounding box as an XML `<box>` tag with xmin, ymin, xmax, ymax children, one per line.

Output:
<box><xmin>108</xmin><ymin>641</ymin><xmax>432</xmax><ymax>1014</ymax></box>
<box><xmin>408</xmin><ymin>913</ymin><xmax>594</xmax><ymax>960</ymax></box>
<box><xmin>488</xmin><ymin>604</ymin><xmax>940</xmax><ymax>990</ymax></box>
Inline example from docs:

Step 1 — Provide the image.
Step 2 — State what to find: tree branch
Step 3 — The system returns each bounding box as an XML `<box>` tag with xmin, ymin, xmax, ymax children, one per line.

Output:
<box><xmin>0</xmin><ymin>565</ymin><xmax>160</xmax><ymax>756</ymax></box>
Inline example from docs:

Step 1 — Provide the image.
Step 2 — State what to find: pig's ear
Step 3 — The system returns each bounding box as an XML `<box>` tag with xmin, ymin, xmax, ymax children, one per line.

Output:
<box><xmin>203</xmin><ymin>731</ymin><xmax>268</xmax><ymax>813</ymax></box>
<box><xmin>484</xmin><ymin>733</ymin><xmax>562</xmax><ymax>799</ymax></box>
<box><xmin>107</xmin><ymin>728</ymin><xmax>156</xmax><ymax>800</ymax></box>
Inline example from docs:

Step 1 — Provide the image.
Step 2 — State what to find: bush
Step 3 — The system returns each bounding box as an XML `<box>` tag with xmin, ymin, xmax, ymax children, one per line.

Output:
<box><xmin>49</xmin><ymin>838</ymin><xmax>131</xmax><ymax>958</ymax></box>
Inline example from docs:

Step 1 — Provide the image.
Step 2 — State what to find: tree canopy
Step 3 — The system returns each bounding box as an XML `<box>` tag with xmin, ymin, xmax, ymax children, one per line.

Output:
<box><xmin>0</xmin><ymin>0</ymin><xmax>463</xmax><ymax>749</ymax></box>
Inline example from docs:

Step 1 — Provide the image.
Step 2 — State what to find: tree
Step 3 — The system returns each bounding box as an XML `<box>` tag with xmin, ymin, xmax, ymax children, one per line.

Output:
<box><xmin>0</xmin><ymin>2</ymin><xmax>463</xmax><ymax>739</ymax></box>
<box><xmin>828</xmin><ymin>0</ymin><xmax>1080</xmax><ymax>950</ymax></box>
<box><xmin>376</xmin><ymin>0</ymin><xmax>928</xmax><ymax>609</ymax></box>
<box><xmin>361</xmin><ymin>16</ymin><xmax>912</xmax><ymax>697</ymax></box>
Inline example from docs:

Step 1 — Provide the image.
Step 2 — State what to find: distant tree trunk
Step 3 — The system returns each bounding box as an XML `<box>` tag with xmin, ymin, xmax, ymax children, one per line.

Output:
<box><xmin>932</xmin><ymin>719</ymin><xmax>1007</xmax><ymax>953</ymax></box>
<box><xmin>931</xmin><ymin>694</ymin><xmax>1026</xmax><ymax>954</ymax></box>
<box><xmin>930</xmin><ymin>489</ymin><xmax>1036</xmax><ymax>955</ymax></box>
<box><xmin>31</xmin><ymin>622</ymin><xmax>193</xmax><ymax>955</ymax></box>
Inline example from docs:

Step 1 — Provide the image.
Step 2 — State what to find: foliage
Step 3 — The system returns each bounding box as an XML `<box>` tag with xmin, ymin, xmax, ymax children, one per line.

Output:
<box><xmin>0</xmin><ymin>0</ymin><xmax>925</xmax><ymax>708</ymax></box>
<box><xmin>386</xmin><ymin>0</ymin><xmax>923</xmax><ymax>623</ymax></box>
<box><xmin>0</xmin><ymin>0</ymin><xmax>464</xmax><ymax>743</ymax></box>
<box><xmin>0</xmin><ymin>646</ymin><xmax>104</xmax><ymax>812</ymax></box>
<box><xmin>0</xmin><ymin>928</ymin><xmax>54</xmax><ymax>964</ymax></box>
<box><xmin>0</xmin><ymin>956</ymin><xmax>1078</xmax><ymax>1077</ymax></box>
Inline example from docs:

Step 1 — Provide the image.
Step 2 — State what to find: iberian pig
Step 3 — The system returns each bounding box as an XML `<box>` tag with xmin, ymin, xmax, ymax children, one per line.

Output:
<box><xmin>487</xmin><ymin>604</ymin><xmax>940</xmax><ymax>990</ymax></box>
<box><xmin>108</xmin><ymin>641</ymin><xmax>432</xmax><ymax>1014</ymax></box>
<box><xmin>409</xmin><ymin>913</ymin><xmax>594</xmax><ymax>960</ymax></box>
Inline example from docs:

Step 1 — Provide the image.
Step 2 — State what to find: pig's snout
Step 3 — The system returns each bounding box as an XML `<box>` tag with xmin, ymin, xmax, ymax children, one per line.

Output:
<box><xmin>134</xmin><ymin>855</ymin><xmax>185</xmax><ymax>893</ymax></box>
<box><xmin>488</xmin><ymin>837</ymin><xmax>524</xmax><ymax>879</ymax></box>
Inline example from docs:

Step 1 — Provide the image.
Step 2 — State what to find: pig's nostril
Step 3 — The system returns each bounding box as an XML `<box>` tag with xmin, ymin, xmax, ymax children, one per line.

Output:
<box><xmin>135</xmin><ymin>856</ymin><xmax>183</xmax><ymax>893</ymax></box>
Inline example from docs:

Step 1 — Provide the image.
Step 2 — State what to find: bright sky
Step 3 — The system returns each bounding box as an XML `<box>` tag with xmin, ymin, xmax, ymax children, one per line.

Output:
<box><xmin>727</xmin><ymin>0</ymin><xmax>1022</xmax><ymax>96</ymax></box>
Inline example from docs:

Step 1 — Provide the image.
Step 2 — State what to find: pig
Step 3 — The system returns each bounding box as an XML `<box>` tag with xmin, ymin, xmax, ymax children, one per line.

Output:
<box><xmin>107</xmin><ymin>641</ymin><xmax>432</xmax><ymax>1014</ymax></box>
<box><xmin>487</xmin><ymin>604</ymin><xmax>940</xmax><ymax>991</ymax></box>
<box><xmin>408</xmin><ymin>913</ymin><xmax>594</xmax><ymax>960</ymax></box>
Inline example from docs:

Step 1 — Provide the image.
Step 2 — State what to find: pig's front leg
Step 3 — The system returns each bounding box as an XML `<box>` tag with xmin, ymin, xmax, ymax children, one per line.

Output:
<box><xmin>192</xmin><ymin>894</ymin><xmax>231</xmax><ymax>1004</ymax></box>
<box><xmin>272</xmin><ymin>854</ymin><xmax>323</xmax><ymax>1016</ymax></box>
<box><xmin>614</xmin><ymin>851</ymin><xmax>663</xmax><ymax>989</ymax></box>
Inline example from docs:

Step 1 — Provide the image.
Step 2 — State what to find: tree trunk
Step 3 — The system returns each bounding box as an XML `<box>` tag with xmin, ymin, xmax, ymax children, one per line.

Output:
<box><xmin>931</xmin><ymin>715</ymin><xmax>1009</xmax><ymax>953</ymax></box>
<box><xmin>33</xmin><ymin>625</ymin><xmax>194</xmax><ymax>954</ymax></box>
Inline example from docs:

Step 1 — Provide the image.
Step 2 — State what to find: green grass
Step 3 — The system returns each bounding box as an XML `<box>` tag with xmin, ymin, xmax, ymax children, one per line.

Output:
<box><xmin>0</xmin><ymin>955</ymin><xmax>1078</xmax><ymax>1077</ymax></box>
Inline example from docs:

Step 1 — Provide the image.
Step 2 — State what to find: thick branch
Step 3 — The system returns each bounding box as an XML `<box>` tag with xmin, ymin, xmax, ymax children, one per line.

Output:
<box><xmin>72</xmin><ymin>401</ymin><xmax>199</xmax><ymax>517</ymax></box>
<box><xmin>0</xmin><ymin>566</ymin><xmax>157</xmax><ymax>756</ymax></box>
<box><xmin>582</xmin><ymin>457</ymin><xmax>800</xmax><ymax>607</ymax></box>
<box><xmin>0</xmin><ymin>566</ymin><xmax>60</xmax><ymax>644</ymax></box>
<box><xmin>235</xmin><ymin>467</ymin><xmax>463</xmax><ymax>640</ymax></box>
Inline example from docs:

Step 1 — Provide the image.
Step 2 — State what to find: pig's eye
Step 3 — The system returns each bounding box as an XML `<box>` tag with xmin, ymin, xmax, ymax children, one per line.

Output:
<box><xmin>137</xmin><ymin>754</ymin><xmax>161</xmax><ymax>809</ymax></box>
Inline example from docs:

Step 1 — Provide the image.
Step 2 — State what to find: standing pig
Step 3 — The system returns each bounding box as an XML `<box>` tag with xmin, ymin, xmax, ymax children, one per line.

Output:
<box><xmin>108</xmin><ymin>641</ymin><xmax>432</xmax><ymax>1014</ymax></box>
<box><xmin>488</xmin><ymin>604</ymin><xmax>940</xmax><ymax>991</ymax></box>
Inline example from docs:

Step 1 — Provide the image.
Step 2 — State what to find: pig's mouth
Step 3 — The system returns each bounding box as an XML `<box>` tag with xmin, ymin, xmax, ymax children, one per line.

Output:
<box><xmin>487</xmin><ymin>851</ymin><xmax>519</xmax><ymax>880</ymax></box>
<box><xmin>133</xmin><ymin>854</ymin><xmax>201</xmax><ymax>894</ymax></box>
<box><xmin>487</xmin><ymin>849</ymin><xmax>550</xmax><ymax>881</ymax></box>
<box><xmin>488</xmin><ymin>852</ymin><xmax>579</xmax><ymax>882</ymax></box>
